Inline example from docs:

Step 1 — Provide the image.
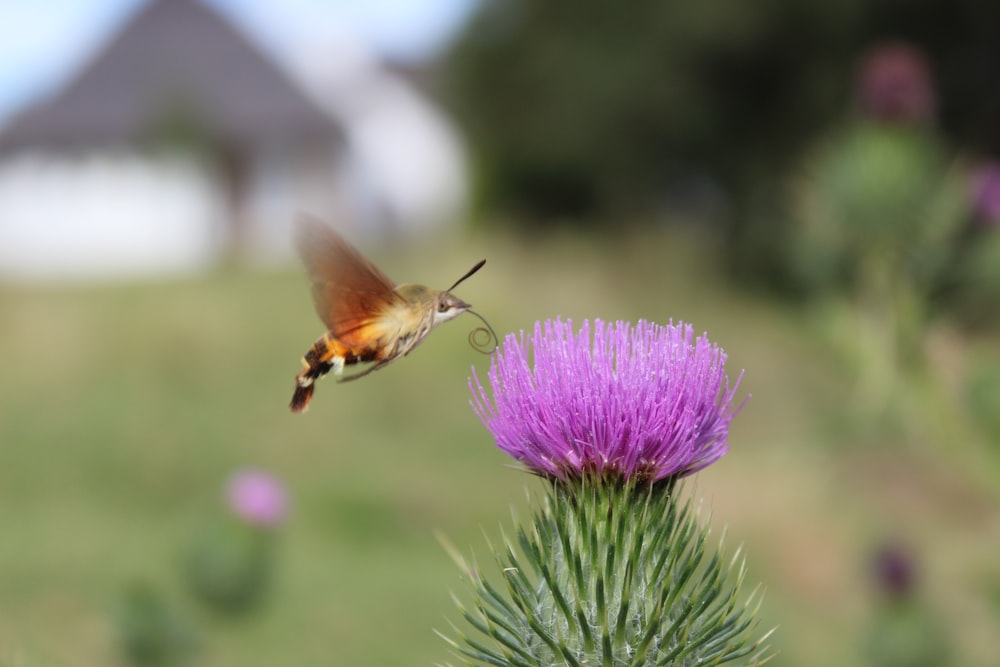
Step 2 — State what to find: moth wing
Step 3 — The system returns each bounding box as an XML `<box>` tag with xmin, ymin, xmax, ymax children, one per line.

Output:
<box><xmin>295</xmin><ymin>215</ymin><xmax>404</xmax><ymax>348</ymax></box>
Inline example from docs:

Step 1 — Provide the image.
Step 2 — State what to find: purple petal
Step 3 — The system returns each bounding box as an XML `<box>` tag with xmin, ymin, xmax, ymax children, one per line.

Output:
<box><xmin>470</xmin><ymin>319</ymin><xmax>745</xmax><ymax>482</ymax></box>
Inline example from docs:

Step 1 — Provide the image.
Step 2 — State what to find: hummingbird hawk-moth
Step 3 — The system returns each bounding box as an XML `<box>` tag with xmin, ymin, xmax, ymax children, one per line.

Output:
<box><xmin>289</xmin><ymin>216</ymin><xmax>488</xmax><ymax>413</ymax></box>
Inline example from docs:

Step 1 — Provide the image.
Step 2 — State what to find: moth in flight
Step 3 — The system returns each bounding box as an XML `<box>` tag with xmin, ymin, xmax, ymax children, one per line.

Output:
<box><xmin>290</xmin><ymin>216</ymin><xmax>489</xmax><ymax>413</ymax></box>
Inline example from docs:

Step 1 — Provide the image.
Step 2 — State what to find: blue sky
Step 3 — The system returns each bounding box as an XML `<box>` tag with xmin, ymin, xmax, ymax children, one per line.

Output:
<box><xmin>0</xmin><ymin>0</ymin><xmax>480</xmax><ymax>127</ymax></box>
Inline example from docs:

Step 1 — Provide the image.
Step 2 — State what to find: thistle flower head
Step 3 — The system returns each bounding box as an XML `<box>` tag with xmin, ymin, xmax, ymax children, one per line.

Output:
<box><xmin>225</xmin><ymin>469</ymin><xmax>288</xmax><ymax>528</ymax></box>
<box><xmin>856</xmin><ymin>42</ymin><xmax>935</xmax><ymax>124</ymax></box>
<box><xmin>470</xmin><ymin>318</ymin><xmax>744</xmax><ymax>483</ymax></box>
<box><xmin>970</xmin><ymin>161</ymin><xmax>1000</xmax><ymax>225</ymax></box>
<box><xmin>872</xmin><ymin>542</ymin><xmax>917</xmax><ymax>600</ymax></box>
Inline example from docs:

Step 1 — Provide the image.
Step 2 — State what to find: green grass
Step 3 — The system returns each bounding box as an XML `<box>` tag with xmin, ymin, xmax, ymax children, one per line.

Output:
<box><xmin>0</xmin><ymin>228</ymin><xmax>997</xmax><ymax>666</ymax></box>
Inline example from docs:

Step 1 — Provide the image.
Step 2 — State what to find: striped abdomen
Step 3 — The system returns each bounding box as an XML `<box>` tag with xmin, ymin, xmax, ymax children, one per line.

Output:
<box><xmin>289</xmin><ymin>333</ymin><xmax>378</xmax><ymax>413</ymax></box>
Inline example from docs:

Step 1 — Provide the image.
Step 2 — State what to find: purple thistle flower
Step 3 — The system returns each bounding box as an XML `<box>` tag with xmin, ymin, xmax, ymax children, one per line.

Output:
<box><xmin>970</xmin><ymin>162</ymin><xmax>1000</xmax><ymax>225</ymax></box>
<box><xmin>872</xmin><ymin>542</ymin><xmax>917</xmax><ymax>600</ymax></box>
<box><xmin>470</xmin><ymin>319</ymin><xmax>744</xmax><ymax>483</ymax></box>
<box><xmin>856</xmin><ymin>42</ymin><xmax>936</xmax><ymax>125</ymax></box>
<box><xmin>226</xmin><ymin>469</ymin><xmax>289</xmax><ymax>528</ymax></box>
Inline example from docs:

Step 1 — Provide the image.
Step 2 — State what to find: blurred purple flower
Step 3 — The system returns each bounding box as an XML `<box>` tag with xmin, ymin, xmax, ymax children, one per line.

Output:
<box><xmin>856</xmin><ymin>42</ymin><xmax>935</xmax><ymax>124</ymax></box>
<box><xmin>970</xmin><ymin>162</ymin><xmax>1000</xmax><ymax>225</ymax></box>
<box><xmin>226</xmin><ymin>469</ymin><xmax>288</xmax><ymax>527</ymax></box>
<box><xmin>872</xmin><ymin>542</ymin><xmax>916</xmax><ymax>600</ymax></box>
<box><xmin>470</xmin><ymin>319</ymin><xmax>744</xmax><ymax>483</ymax></box>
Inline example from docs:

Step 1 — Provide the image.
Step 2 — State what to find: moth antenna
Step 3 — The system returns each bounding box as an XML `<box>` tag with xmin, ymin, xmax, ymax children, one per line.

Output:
<box><xmin>466</xmin><ymin>309</ymin><xmax>499</xmax><ymax>354</ymax></box>
<box><xmin>446</xmin><ymin>259</ymin><xmax>486</xmax><ymax>293</ymax></box>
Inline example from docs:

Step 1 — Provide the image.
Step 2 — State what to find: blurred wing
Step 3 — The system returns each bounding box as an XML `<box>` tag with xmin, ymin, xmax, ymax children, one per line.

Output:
<box><xmin>295</xmin><ymin>215</ymin><xmax>404</xmax><ymax>347</ymax></box>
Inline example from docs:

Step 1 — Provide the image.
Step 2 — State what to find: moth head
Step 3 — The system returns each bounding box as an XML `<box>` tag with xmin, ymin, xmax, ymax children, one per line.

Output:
<box><xmin>433</xmin><ymin>292</ymin><xmax>472</xmax><ymax>326</ymax></box>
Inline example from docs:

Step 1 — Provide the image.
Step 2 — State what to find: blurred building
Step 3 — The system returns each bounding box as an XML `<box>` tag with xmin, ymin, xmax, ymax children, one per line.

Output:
<box><xmin>0</xmin><ymin>0</ymin><xmax>467</xmax><ymax>281</ymax></box>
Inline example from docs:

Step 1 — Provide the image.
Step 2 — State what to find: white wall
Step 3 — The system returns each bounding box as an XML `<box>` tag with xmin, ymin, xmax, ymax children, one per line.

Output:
<box><xmin>0</xmin><ymin>151</ymin><xmax>225</xmax><ymax>281</ymax></box>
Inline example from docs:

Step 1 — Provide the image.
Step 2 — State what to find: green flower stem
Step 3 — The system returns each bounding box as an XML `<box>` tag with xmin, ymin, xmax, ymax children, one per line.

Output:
<box><xmin>445</xmin><ymin>479</ymin><xmax>773</xmax><ymax>667</ymax></box>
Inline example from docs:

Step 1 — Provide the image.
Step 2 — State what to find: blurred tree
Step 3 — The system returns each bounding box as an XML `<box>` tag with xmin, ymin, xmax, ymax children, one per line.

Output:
<box><xmin>445</xmin><ymin>0</ymin><xmax>1000</xmax><ymax>273</ymax></box>
<box><xmin>449</xmin><ymin>0</ymin><xmax>854</xmax><ymax>223</ymax></box>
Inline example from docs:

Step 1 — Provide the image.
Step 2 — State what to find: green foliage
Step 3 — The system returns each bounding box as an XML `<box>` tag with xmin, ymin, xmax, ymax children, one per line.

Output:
<box><xmin>786</xmin><ymin>120</ymin><xmax>994</xmax><ymax>419</ymax></box>
<box><xmin>802</xmin><ymin>125</ymin><xmax>954</xmax><ymax>250</ymax></box>
<box><xmin>863</xmin><ymin>602</ymin><xmax>951</xmax><ymax>667</ymax></box>
<box><xmin>946</xmin><ymin>229</ymin><xmax>1000</xmax><ymax>326</ymax></box>
<box><xmin>182</xmin><ymin>519</ymin><xmax>276</xmax><ymax>616</ymax></box>
<box><xmin>444</xmin><ymin>480</ymin><xmax>772</xmax><ymax>666</ymax></box>
<box><xmin>965</xmin><ymin>360</ymin><xmax>1000</xmax><ymax>443</ymax></box>
<box><xmin>790</xmin><ymin>122</ymin><xmax>965</xmax><ymax>293</ymax></box>
<box><xmin>116</xmin><ymin>583</ymin><xmax>198</xmax><ymax>667</ymax></box>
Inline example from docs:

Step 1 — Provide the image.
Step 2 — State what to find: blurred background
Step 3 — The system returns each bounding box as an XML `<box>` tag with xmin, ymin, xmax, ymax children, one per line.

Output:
<box><xmin>0</xmin><ymin>0</ymin><xmax>998</xmax><ymax>665</ymax></box>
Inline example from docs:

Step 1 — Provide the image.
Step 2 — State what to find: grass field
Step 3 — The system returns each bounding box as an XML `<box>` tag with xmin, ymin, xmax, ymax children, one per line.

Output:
<box><xmin>1</xmin><ymin>228</ymin><xmax>997</xmax><ymax>666</ymax></box>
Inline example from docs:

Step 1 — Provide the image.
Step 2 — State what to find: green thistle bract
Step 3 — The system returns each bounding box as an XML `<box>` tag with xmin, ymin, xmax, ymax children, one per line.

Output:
<box><xmin>442</xmin><ymin>479</ymin><xmax>773</xmax><ymax>667</ymax></box>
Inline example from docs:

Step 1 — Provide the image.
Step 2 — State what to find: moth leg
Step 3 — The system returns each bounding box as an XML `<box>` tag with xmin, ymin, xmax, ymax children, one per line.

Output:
<box><xmin>337</xmin><ymin>356</ymin><xmax>399</xmax><ymax>383</ymax></box>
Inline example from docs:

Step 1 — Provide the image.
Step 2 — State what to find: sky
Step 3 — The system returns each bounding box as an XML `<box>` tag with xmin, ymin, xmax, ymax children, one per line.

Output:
<box><xmin>0</xmin><ymin>0</ymin><xmax>481</xmax><ymax>127</ymax></box>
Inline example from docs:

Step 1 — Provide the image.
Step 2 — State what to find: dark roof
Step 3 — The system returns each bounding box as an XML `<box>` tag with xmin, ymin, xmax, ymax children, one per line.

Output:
<box><xmin>0</xmin><ymin>0</ymin><xmax>341</xmax><ymax>152</ymax></box>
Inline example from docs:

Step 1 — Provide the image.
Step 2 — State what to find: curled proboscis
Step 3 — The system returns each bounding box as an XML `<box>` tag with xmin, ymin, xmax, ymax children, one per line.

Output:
<box><xmin>466</xmin><ymin>310</ymin><xmax>499</xmax><ymax>354</ymax></box>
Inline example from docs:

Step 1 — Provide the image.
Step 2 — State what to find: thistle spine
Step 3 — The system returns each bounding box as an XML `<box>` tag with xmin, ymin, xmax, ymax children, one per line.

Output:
<box><xmin>443</xmin><ymin>480</ymin><xmax>773</xmax><ymax>667</ymax></box>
